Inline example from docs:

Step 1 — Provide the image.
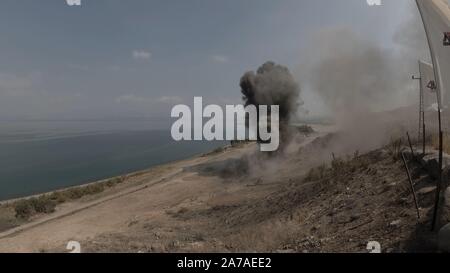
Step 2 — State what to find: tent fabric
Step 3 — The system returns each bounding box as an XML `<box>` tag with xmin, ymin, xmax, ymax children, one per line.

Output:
<box><xmin>416</xmin><ymin>0</ymin><xmax>450</xmax><ymax>109</ymax></box>
<box><xmin>419</xmin><ymin>60</ymin><xmax>438</xmax><ymax>108</ymax></box>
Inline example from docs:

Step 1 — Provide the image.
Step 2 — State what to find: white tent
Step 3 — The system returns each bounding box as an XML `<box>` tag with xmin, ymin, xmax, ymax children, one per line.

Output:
<box><xmin>416</xmin><ymin>0</ymin><xmax>450</xmax><ymax>109</ymax></box>
<box><xmin>419</xmin><ymin>60</ymin><xmax>438</xmax><ymax>110</ymax></box>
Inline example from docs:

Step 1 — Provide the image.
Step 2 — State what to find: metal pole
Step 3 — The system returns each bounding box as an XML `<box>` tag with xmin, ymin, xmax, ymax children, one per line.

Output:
<box><xmin>407</xmin><ymin>132</ymin><xmax>415</xmax><ymax>159</ymax></box>
<box><xmin>401</xmin><ymin>152</ymin><xmax>421</xmax><ymax>220</ymax></box>
<box><xmin>413</xmin><ymin>75</ymin><xmax>423</xmax><ymax>144</ymax></box>
<box><xmin>423</xmin><ymin>111</ymin><xmax>426</xmax><ymax>155</ymax></box>
<box><xmin>431</xmin><ymin>104</ymin><xmax>443</xmax><ymax>231</ymax></box>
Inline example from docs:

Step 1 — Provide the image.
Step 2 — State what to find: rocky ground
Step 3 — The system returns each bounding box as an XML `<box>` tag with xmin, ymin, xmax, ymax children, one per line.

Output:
<box><xmin>79</xmin><ymin>135</ymin><xmax>440</xmax><ymax>253</ymax></box>
<box><xmin>0</xmin><ymin>124</ymin><xmax>443</xmax><ymax>253</ymax></box>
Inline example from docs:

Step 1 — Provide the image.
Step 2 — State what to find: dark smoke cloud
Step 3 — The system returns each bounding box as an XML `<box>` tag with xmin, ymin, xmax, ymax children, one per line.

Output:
<box><xmin>240</xmin><ymin>61</ymin><xmax>302</xmax><ymax>137</ymax></box>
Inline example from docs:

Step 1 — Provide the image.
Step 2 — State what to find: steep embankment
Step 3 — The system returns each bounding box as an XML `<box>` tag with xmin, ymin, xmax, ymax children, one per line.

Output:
<box><xmin>0</xmin><ymin>123</ymin><xmax>437</xmax><ymax>253</ymax></box>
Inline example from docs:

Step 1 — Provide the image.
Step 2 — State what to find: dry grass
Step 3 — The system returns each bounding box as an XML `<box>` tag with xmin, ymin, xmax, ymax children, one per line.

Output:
<box><xmin>431</xmin><ymin>133</ymin><xmax>450</xmax><ymax>154</ymax></box>
<box><xmin>304</xmin><ymin>164</ymin><xmax>328</xmax><ymax>182</ymax></box>
<box><xmin>0</xmin><ymin>205</ymin><xmax>24</xmax><ymax>232</ymax></box>
<box><xmin>386</xmin><ymin>138</ymin><xmax>404</xmax><ymax>161</ymax></box>
<box><xmin>11</xmin><ymin>175</ymin><xmax>127</xmax><ymax>220</ymax></box>
<box><xmin>304</xmin><ymin>151</ymin><xmax>370</xmax><ymax>183</ymax></box>
<box><xmin>226</xmin><ymin>219</ymin><xmax>300</xmax><ymax>252</ymax></box>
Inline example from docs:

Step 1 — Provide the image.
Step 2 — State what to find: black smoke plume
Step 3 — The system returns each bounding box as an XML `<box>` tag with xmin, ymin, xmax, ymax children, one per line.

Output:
<box><xmin>240</xmin><ymin>61</ymin><xmax>302</xmax><ymax>147</ymax></box>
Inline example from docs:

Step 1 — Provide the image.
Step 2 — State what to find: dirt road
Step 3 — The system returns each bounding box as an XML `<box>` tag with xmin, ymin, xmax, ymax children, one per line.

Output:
<box><xmin>0</xmin><ymin>124</ymin><xmax>434</xmax><ymax>253</ymax></box>
<box><xmin>0</xmin><ymin>141</ymin><xmax>262</xmax><ymax>252</ymax></box>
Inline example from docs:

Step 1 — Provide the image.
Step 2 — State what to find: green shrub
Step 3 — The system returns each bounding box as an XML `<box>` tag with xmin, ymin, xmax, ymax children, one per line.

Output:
<box><xmin>31</xmin><ymin>196</ymin><xmax>56</xmax><ymax>214</ymax></box>
<box><xmin>13</xmin><ymin>196</ymin><xmax>56</xmax><ymax>219</ymax></box>
<box><xmin>12</xmin><ymin>175</ymin><xmax>127</xmax><ymax>219</ymax></box>
<box><xmin>48</xmin><ymin>191</ymin><xmax>67</xmax><ymax>204</ymax></box>
<box><xmin>14</xmin><ymin>199</ymin><xmax>34</xmax><ymax>219</ymax></box>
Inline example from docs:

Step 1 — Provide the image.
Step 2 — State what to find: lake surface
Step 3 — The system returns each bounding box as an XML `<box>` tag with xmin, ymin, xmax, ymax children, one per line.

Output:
<box><xmin>0</xmin><ymin>121</ymin><xmax>227</xmax><ymax>201</ymax></box>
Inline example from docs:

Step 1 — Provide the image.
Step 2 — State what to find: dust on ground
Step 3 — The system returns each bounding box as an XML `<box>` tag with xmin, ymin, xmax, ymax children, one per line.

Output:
<box><xmin>0</xmin><ymin>122</ymin><xmax>438</xmax><ymax>253</ymax></box>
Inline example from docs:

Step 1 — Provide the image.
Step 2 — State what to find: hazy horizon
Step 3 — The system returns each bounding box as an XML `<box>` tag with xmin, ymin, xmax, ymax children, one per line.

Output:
<box><xmin>0</xmin><ymin>0</ymin><xmax>428</xmax><ymax>130</ymax></box>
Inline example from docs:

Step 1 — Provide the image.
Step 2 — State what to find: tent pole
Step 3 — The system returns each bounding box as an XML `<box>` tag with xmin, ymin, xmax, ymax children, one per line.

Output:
<box><xmin>423</xmin><ymin>111</ymin><xmax>426</xmax><ymax>155</ymax></box>
<box><xmin>431</xmin><ymin>104</ymin><xmax>443</xmax><ymax>231</ymax></box>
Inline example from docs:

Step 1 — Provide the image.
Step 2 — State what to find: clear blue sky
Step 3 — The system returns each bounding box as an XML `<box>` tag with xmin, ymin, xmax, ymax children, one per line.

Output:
<box><xmin>0</xmin><ymin>0</ymin><xmax>420</xmax><ymax>123</ymax></box>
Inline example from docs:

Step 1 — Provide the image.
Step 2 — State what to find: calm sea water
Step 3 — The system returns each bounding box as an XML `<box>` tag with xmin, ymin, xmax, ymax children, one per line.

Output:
<box><xmin>0</xmin><ymin>121</ymin><xmax>227</xmax><ymax>201</ymax></box>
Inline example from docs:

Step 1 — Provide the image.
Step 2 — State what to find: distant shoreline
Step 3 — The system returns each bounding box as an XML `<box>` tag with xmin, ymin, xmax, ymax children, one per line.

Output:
<box><xmin>0</xmin><ymin>122</ymin><xmax>323</xmax><ymax>203</ymax></box>
<box><xmin>0</xmin><ymin>141</ymin><xmax>229</xmax><ymax>205</ymax></box>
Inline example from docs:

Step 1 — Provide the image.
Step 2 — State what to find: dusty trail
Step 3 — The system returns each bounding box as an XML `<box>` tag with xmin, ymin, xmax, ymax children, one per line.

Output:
<box><xmin>0</xmin><ymin>168</ymin><xmax>184</xmax><ymax>240</ymax></box>
<box><xmin>0</xmin><ymin>140</ymin><xmax>262</xmax><ymax>252</ymax></box>
<box><xmin>0</xmin><ymin>124</ymin><xmax>431</xmax><ymax>253</ymax></box>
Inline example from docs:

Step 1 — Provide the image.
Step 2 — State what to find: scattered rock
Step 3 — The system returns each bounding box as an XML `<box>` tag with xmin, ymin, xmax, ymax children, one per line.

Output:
<box><xmin>128</xmin><ymin>218</ymin><xmax>139</xmax><ymax>227</ymax></box>
<box><xmin>417</xmin><ymin>186</ymin><xmax>436</xmax><ymax>195</ymax></box>
<box><xmin>389</xmin><ymin>220</ymin><xmax>402</xmax><ymax>227</ymax></box>
<box><xmin>399</xmin><ymin>197</ymin><xmax>409</xmax><ymax>205</ymax></box>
